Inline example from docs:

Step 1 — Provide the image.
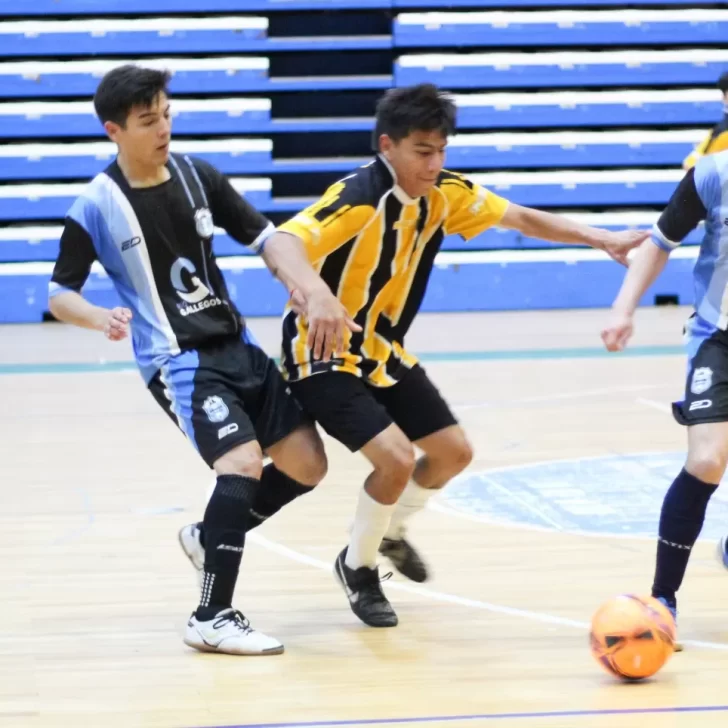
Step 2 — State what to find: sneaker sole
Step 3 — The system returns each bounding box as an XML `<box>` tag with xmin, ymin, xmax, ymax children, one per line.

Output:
<box><xmin>183</xmin><ymin>635</ymin><xmax>284</xmax><ymax>656</ymax></box>
<box><xmin>333</xmin><ymin>555</ymin><xmax>399</xmax><ymax>629</ymax></box>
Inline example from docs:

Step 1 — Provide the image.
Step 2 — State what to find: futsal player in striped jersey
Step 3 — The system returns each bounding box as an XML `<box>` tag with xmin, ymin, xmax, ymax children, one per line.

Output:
<box><xmin>268</xmin><ymin>84</ymin><xmax>649</xmax><ymax>627</ymax></box>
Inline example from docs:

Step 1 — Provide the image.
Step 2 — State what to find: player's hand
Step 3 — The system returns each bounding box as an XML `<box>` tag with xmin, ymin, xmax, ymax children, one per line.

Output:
<box><xmin>601</xmin><ymin>309</ymin><xmax>634</xmax><ymax>352</ymax></box>
<box><xmin>288</xmin><ymin>288</ymin><xmax>307</xmax><ymax>316</ymax></box>
<box><xmin>305</xmin><ymin>288</ymin><xmax>361</xmax><ymax>362</ymax></box>
<box><xmin>598</xmin><ymin>229</ymin><xmax>651</xmax><ymax>267</ymax></box>
<box><xmin>104</xmin><ymin>307</ymin><xmax>132</xmax><ymax>341</ymax></box>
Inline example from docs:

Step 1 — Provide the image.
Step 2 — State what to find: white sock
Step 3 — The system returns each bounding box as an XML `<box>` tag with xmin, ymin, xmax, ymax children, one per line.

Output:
<box><xmin>345</xmin><ymin>488</ymin><xmax>396</xmax><ymax>570</ymax></box>
<box><xmin>384</xmin><ymin>480</ymin><xmax>436</xmax><ymax>540</ymax></box>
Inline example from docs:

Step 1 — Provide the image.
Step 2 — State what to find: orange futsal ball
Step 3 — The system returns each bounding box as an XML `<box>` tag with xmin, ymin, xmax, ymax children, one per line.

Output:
<box><xmin>589</xmin><ymin>594</ymin><xmax>676</xmax><ymax>680</ymax></box>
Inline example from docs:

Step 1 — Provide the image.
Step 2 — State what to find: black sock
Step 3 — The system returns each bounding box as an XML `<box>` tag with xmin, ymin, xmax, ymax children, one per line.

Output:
<box><xmin>248</xmin><ymin>464</ymin><xmax>314</xmax><ymax>529</ymax></box>
<box><xmin>196</xmin><ymin>474</ymin><xmax>259</xmax><ymax>621</ymax></box>
<box><xmin>195</xmin><ymin>467</ymin><xmax>313</xmax><ymax>548</ymax></box>
<box><xmin>651</xmin><ymin>468</ymin><xmax>718</xmax><ymax>606</ymax></box>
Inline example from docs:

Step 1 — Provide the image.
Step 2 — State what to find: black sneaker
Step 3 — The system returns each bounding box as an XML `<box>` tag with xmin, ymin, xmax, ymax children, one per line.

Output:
<box><xmin>334</xmin><ymin>547</ymin><xmax>398</xmax><ymax>627</ymax></box>
<box><xmin>379</xmin><ymin>537</ymin><xmax>429</xmax><ymax>583</ymax></box>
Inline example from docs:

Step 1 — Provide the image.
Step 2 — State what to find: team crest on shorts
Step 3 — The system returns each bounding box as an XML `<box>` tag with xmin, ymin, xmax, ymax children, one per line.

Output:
<box><xmin>691</xmin><ymin>367</ymin><xmax>713</xmax><ymax>395</ymax></box>
<box><xmin>203</xmin><ymin>395</ymin><xmax>229</xmax><ymax>423</ymax></box>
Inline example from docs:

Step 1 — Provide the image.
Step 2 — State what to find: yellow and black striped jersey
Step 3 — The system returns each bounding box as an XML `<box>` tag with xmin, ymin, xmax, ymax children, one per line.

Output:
<box><xmin>278</xmin><ymin>154</ymin><xmax>510</xmax><ymax>387</ymax></box>
<box><xmin>684</xmin><ymin>112</ymin><xmax>728</xmax><ymax>170</ymax></box>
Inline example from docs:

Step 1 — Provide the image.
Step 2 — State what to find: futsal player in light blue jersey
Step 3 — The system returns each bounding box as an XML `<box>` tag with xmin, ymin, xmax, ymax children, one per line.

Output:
<box><xmin>602</xmin><ymin>149</ymin><xmax>728</xmax><ymax>644</ymax></box>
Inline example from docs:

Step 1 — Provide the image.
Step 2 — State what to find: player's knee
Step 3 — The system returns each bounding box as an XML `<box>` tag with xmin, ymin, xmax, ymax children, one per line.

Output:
<box><xmin>451</xmin><ymin>435</ymin><xmax>473</xmax><ymax>475</ymax></box>
<box><xmin>268</xmin><ymin>425</ymin><xmax>328</xmax><ymax>486</ymax></box>
<box><xmin>686</xmin><ymin>449</ymin><xmax>727</xmax><ymax>484</ymax></box>
<box><xmin>375</xmin><ymin>440</ymin><xmax>416</xmax><ymax>486</ymax></box>
<box><xmin>438</xmin><ymin>428</ymin><xmax>473</xmax><ymax>475</ymax></box>
<box><xmin>293</xmin><ymin>435</ymin><xmax>328</xmax><ymax>486</ymax></box>
<box><xmin>214</xmin><ymin>441</ymin><xmax>265</xmax><ymax>480</ymax></box>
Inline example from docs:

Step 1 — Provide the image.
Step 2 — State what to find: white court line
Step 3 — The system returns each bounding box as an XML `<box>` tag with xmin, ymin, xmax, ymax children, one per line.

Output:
<box><xmin>636</xmin><ymin>397</ymin><xmax>672</xmax><ymax>413</ymax></box>
<box><xmin>247</xmin><ymin>532</ymin><xmax>728</xmax><ymax>651</ymax></box>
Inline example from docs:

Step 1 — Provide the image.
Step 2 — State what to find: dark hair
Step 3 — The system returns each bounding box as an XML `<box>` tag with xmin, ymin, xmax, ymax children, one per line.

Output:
<box><xmin>719</xmin><ymin>72</ymin><xmax>728</xmax><ymax>94</ymax></box>
<box><xmin>93</xmin><ymin>64</ymin><xmax>171</xmax><ymax>127</ymax></box>
<box><xmin>373</xmin><ymin>83</ymin><xmax>457</xmax><ymax>149</ymax></box>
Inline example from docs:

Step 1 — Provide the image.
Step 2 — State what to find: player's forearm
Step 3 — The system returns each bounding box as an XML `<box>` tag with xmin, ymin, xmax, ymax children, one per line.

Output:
<box><xmin>48</xmin><ymin>290</ymin><xmax>109</xmax><ymax>331</ymax></box>
<box><xmin>612</xmin><ymin>241</ymin><xmax>670</xmax><ymax>315</ymax></box>
<box><xmin>261</xmin><ymin>232</ymin><xmax>332</xmax><ymax>298</ymax></box>
<box><xmin>507</xmin><ymin>206</ymin><xmax>606</xmax><ymax>247</ymax></box>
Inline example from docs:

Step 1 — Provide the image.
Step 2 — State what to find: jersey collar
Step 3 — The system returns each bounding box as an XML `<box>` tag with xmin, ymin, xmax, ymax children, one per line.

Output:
<box><xmin>376</xmin><ymin>154</ymin><xmax>421</xmax><ymax>206</ymax></box>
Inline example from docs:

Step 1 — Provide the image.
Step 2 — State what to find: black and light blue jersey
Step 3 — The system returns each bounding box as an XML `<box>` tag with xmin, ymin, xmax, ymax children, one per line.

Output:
<box><xmin>49</xmin><ymin>153</ymin><xmax>274</xmax><ymax>383</ymax></box>
<box><xmin>652</xmin><ymin>150</ymin><xmax>728</xmax><ymax>330</ymax></box>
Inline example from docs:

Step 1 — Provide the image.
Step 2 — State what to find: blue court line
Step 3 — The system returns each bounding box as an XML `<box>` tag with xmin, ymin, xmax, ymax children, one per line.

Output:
<box><xmin>198</xmin><ymin>705</ymin><xmax>728</xmax><ymax>728</ymax></box>
<box><xmin>0</xmin><ymin>345</ymin><xmax>685</xmax><ymax>376</ymax></box>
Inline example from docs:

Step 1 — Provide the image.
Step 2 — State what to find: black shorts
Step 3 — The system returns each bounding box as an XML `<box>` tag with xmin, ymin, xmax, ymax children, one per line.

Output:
<box><xmin>673</xmin><ymin>320</ymin><xmax>728</xmax><ymax>426</ymax></box>
<box><xmin>289</xmin><ymin>364</ymin><xmax>458</xmax><ymax>452</ymax></box>
<box><xmin>148</xmin><ymin>332</ymin><xmax>307</xmax><ymax>468</ymax></box>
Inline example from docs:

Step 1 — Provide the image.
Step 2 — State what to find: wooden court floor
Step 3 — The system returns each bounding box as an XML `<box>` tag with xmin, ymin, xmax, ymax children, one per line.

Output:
<box><xmin>2</xmin><ymin>306</ymin><xmax>728</xmax><ymax>728</ymax></box>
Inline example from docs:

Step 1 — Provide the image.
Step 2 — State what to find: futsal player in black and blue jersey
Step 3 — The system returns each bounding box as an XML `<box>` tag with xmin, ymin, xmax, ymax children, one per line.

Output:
<box><xmin>48</xmin><ymin>64</ymin><xmax>358</xmax><ymax>656</ymax></box>
<box><xmin>603</xmin><ymin>149</ymin><xmax>728</xmax><ymax>648</ymax></box>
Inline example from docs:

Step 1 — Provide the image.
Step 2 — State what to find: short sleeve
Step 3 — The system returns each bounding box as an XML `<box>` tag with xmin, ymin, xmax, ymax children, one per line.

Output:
<box><xmin>277</xmin><ymin>178</ymin><xmax>376</xmax><ymax>263</ymax></box>
<box><xmin>440</xmin><ymin>171</ymin><xmax>510</xmax><ymax>240</ymax></box>
<box><xmin>651</xmin><ymin>166</ymin><xmax>709</xmax><ymax>253</ymax></box>
<box><xmin>49</xmin><ymin>215</ymin><xmax>97</xmax><ymax>298</ymax></box>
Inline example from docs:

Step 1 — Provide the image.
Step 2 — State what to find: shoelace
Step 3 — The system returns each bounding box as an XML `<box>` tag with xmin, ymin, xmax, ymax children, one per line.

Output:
<box><xmin>356</xmin><ymin>569</ymin><xmax>393</xmax><ymax>606</ymax></box>
<box><xmin>214</xmin><ymin>609</ymin><xmax>254</xmax><ymax>635</ymax></box>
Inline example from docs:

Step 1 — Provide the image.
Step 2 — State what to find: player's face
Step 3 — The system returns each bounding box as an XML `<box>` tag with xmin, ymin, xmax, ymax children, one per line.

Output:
<box><xmin>107</xmin><ymin>92</ymin><xmax>172</xmax><ymax>167</ymax></box>
<box><xmin>380</xmin><ymin>130</ymin><xmax>447</xmax><ymax>198</ymax></box>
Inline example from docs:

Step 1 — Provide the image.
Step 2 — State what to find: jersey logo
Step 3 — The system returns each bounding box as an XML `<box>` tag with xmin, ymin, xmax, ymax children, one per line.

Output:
<box><xmin>691</xmin><ymin>366</ymin><xmax>713</xmax><ymax>395</ymax></box>
<box><xmin>121</xmin><ymin>236</ymin><xmax>141</xmax><ymax>252</ymax></box>
<box><xmin>170</xmin><ymin>257</ymin><xmax>210</xmax><ymax>304</ymax></box>
<box><xmin>203</xmin><ymin>395</ymin><xmax>229</xmax><ymax>423</ymax></box>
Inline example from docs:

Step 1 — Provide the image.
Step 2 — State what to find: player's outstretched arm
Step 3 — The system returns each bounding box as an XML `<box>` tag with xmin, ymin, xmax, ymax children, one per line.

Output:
<box><xmin>601</xmin><ymin>241</ymin><xmax>669</xmax><ymax>352</ymax></box>
<box><xmin>49</xmin><ymin>291</ymin><xmax>132</xmax><ymax>342</ymax></box>
<box><xmin>498</xmin><ymin>203</ymin><xmax>649</xmax><ymax>266</ymax></box>
<box><xmin>261</xmin><ymin>231</ymin><xmax>361</xmax><ymax>362</ymax></box>
<box><xmin>602</xmin><ymin>163</ymin><xmax>712</xmax><ymax>351</ymax></box>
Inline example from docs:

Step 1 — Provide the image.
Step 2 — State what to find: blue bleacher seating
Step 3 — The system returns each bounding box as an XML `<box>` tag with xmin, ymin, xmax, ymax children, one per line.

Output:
<box><xmin>0</xmin><ymin>18</ymin><xmax>391</xmax><ymax>57</ymax></box>
<box><xmin>0</xmin><ymin>91</ymin><xmax>720</xmax><ymax>140</ymax></box>
<box><xmin>453</xmin><ymin>91</ymin><xmax>722</xmax><ymax>130</ymax></box>
<box><xmin>394</xmin><ymin>0</ymin><xmax>719</xmax><ymax>6</ymax></box>
<box><xmin>0</xmin><ymin>130</ymin><xmax>704</xmax><ymax>182</ymax></box>
<box><xmin>0</xmin><ymin>0</ymin><xmax>717</xmax><ymax>12</ymax></box>
<box><xmin>0</xmin><ymin>99</ymin><xmax>274</xmax><ymax>138</ymax></box>
<box><xmin>395</xmin><ymin>10</ymin><xmax>728</xmax><ymax>47</ymax></box>
<box><xmin>0</xmin><ymin>58</ymin><xmax>393</xmax><ymax>98</ymax></box>
<box><xmin>0</xmin><ymin>0</ymin><xmax>723</xmax><ymax>323</ymax></box>
<box><xmin>395</xmin><ymin>50</ymin><xmax>728</xmax><ymax>89</ymax></box>
<box><xmin>0</xmin><ymin>0</ymin><xmax>391</xmax><ymax>14</ymax></box>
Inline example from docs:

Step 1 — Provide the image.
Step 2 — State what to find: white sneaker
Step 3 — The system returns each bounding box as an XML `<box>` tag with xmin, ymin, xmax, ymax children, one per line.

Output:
<box><xmin>184</xmin><ymin>608</ymin><xmax>284</xmax><ymax>655</ymax></box>
<box><xmin>178</xmin><ymin>523</ymin><xmax>205</xmax><ymax>587</ymax></box>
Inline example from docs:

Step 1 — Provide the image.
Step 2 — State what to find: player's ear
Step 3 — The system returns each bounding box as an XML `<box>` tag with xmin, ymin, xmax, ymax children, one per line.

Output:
<box><xmin>104</xmin><ymin>120</ymin><xmax>123</xmax><ymax>143</ymax></box>
<box><xmin>379</xmin><ymin>134</ymin><xmax>394</xmax><ymax>157</ymax></box>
